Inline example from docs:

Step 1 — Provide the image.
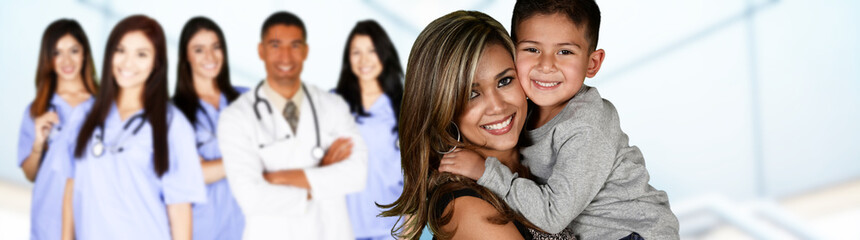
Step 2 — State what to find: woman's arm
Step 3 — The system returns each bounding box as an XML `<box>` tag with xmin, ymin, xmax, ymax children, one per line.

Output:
<box><xmin>200</xmin><ymin>157</ymin><xmax>226</xmax><ymax>184</ymax></box>
<box><xmin>62</xmin><ymin>178</ymin><xmax>74</xmax><ymax>240</ymax></box>
<box><xmin>441</xmin><ymin>196</ymin><xmax>524</xmax><ymax>240</ymax></box>
<box><xmin>20</xmin><ymin>111</ymin><xmax>59</xmax><ymax>182</ymax></box>
<box><xmin>21</xmin><ymin>145</ymin><xmax>45</xmax><ymax>182</ymax></box>
<box><xmin>167</xmin><ymin>203</ymin><xmax>192</xmax><ymax>240</ymax></box>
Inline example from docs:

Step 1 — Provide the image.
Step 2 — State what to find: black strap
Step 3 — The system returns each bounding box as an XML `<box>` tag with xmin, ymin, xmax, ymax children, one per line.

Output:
<box><xmin>434</xmin><ymin>188</ymin><xmax>482</xmax><ymax>220</ymax></box>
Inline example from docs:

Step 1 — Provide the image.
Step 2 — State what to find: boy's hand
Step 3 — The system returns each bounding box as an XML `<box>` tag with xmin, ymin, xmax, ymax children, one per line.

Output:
<box><xmin>439</xmin><ymin>149</ymin><xmax>485</xmax><ymax>180</ymax></box>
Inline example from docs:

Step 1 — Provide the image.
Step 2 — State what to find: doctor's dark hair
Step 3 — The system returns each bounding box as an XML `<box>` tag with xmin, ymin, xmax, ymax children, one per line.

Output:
<box><xmin>31</xmin><ymin>19</ymin><xmax>99</xmax><ymax>118</ymax></box>
<box><xmin>74</xmin><ymin>15</ymin><xmax>172</xmax><ymax>177</ymax></box>
<box><xmin>173</xmin><ymin>16</ymin><xmax>240</xmax><ymax>128</ymax></box>
<box><xmin>335</xmin><ymin>20</ymin><xmax>403</xmax><ymax>132</ymax></box>
<box><xmin>511</xmin><ymin>0</ymin><xmax>601</xmax><ymax>52</ymax></box>
<box><xmin>378</xmin><ymin>10</ymin><xmax>540</xmax><ymax>239</ymax></box>
<box><xmin>260</xmin><ymin>11</ymin><xmax>306</xmax><ymax>41</ymax></box>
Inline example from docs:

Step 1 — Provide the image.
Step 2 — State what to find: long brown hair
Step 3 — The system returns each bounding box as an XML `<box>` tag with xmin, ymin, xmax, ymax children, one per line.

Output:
<box><xmin>74</xmin><ymin>15</ymin><xmax>172</xmax><ymax>177</ymax></box>
<box><xmin>173</xmin><ymin>16</ymin><xmax>240</xmax><ymax>128</ymax></box>
<box><xmin>378</xmin><ymin>10</ymin><xmax>538</xmax><ymax>239</ymax></box>
<box><xmin>31</xmin><ymin>19</ymin><xmax>98</xmax><ymax>118</ymax></box>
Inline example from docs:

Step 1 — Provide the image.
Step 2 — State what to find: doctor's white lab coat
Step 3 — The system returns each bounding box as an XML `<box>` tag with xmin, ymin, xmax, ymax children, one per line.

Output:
<box><xmin>218</xmin><ymin>82</ymin><xmax>368</xmax><ymax>239</ymax></box>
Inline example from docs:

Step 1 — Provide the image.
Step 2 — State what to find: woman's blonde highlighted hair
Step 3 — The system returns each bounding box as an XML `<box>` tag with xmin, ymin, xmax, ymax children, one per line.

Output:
<box><xmin>378</xmin><ymin>10</ymin><xmax>533</xmax><ymax>240</ymax></box>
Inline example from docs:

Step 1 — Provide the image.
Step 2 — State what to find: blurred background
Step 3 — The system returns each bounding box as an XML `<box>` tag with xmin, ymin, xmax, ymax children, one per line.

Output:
<box><xmin>1</xmin><ymin>0</ymin><xmax>858</xmax><ymax>239</ymax></box>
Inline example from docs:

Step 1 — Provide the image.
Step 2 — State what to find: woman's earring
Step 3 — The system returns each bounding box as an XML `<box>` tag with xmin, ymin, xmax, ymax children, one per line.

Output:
<box><xmin>437</xmin><ymin>122</ymin><xmax>461</xmax><ymax>154</ymax></box>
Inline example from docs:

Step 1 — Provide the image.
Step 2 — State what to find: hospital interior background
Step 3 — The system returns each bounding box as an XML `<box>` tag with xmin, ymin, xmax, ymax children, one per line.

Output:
<box><xmin>1</xmin><ymin>0</ymin><xmax>858</xmax><ymax>239</ymax></box>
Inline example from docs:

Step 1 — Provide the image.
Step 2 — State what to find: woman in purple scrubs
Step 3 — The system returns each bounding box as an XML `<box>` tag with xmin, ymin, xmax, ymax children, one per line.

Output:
<box><xmin>173</xmin><ymin>16</ymin><xmax>246</xmax><ymax>240</ymax></box>
<box><xmin>334</xmin><ymin>20</ymin><xmax>404</xmax><ymax>240</ymax></box>
<box><xmin>16</xmin><ymin>19</ymin><xmax>98</xmax><ymax>240</ymax></box>
<box><xmin>65</xmin><ymin>15</ymin><xmax>206</xmax><ymax>240</ymax></box>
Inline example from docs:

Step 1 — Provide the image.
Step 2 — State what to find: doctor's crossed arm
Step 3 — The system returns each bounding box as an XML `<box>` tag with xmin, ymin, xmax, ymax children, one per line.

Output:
<box><xmin>218</xmin><ymin>104</ymin><xmax>314</xmax><ymax>216</ymax></box>
<box><xmin>320</xmin><ymin>137</ymin><xmax>353</xmax><ymax>166</ymax></box>
<box><xmin>299</xmin><ymin>92</ymin><xmax>368</xmax><ymax>199</ymax></box>
<box><xmin>259</xmin><ymin>90</ymin><xmax>368</xmax><ymax>199</ymax></box>
<box><xmin>262</xmin><ymin>136</ymin><xmax>354</xmax><ymax>188</ymax></box>
<box><xmin>218</xmin><ymin>92</ymin><xmax>368</xmax><ymax>214</ymax></box>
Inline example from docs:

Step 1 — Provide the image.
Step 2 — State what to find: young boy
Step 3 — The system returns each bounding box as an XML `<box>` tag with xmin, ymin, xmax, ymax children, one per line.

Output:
<box><xmin>439</xmin><ymin>0</ymin><xmax>680</xmax><ymax>239</ymax></box>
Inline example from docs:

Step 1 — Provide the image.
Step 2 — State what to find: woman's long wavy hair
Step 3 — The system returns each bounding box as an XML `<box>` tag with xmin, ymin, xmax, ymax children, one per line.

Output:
<box><xmin>379</xmin><ymin>10</ymin><xmax>539</xmax><ymax>240</ymax></box>
<box><xmin>31</xmin><ymin>19</ymin><xmax>99</xmax><ymax>118</ymax></box>
<box><xmin>74</xmin><ymin>15</ymin><xmax>172</xmax><ymax>177</ymax></box>
<box><xmin>173</xmin><ymin>16</ymin><xmax>240</xmax><ymax>128</ymax></box>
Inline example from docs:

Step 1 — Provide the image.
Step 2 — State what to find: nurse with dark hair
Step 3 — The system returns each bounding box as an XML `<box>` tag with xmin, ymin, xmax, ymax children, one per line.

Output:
<box><xmin>335</xmin><ymin>19</ymin><xmax>405</xmax><ymax>240</ymax></box>
<box><xmin>173</xmin><ymin>16</ymin><xmax>246</xmax><ymax>240</ymax></box>
<box><xmin>17</xmin><ymin>18</ymin><xmax>98</xmax><ymax>240</ymax></box>
<box><xmin>64</xmin><ymin>15</ymin><xmax>205</xmax><ymax>240</ymax></box>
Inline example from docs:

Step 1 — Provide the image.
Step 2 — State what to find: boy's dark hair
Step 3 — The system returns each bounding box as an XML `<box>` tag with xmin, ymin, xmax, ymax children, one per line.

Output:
<box><xmin>511</xmin><ymin>0</ymin><xmax>601</xmax><ymax>52</ymax></box>
<box><xmin>260</xmin><ymin>11</ymin><xmax>306</xmax><ymax>40</ymax></box>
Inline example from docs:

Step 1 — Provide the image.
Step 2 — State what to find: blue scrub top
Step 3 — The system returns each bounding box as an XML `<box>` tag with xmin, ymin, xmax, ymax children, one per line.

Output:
<box><xmin>192</xmin><ymin>86</ymin><xmax>247</xmax><ymax>240</ymax></box>
<box><xmin>16</xmin><ymin>95</ymin><xmax>93</xmax><ymax>240</ymax></box>
<box><xmin>344</xmin><ymin>94</ymin><xmax>403</xmax><ymax>238</ymax></box>
<box><xmin>72</xmin><ymin>103</ymin><xmax>206</xmax><ymax>240</ymax></box>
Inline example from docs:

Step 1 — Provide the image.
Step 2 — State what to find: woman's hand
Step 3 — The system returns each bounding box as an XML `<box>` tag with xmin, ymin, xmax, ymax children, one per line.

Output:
<box><xmin>439</xmin><ymin>149</ymin><xmax>486</xmax><ymax>180</ymax></box>
<box><xmin>33</xmin><ymin>111</ymin><xmax>60</xmax><ymax>148</ymax></box>
<box><xmin>22</xmin><ymin>111</ymin><xmax>60</xmax><ymax>182</ymax></box>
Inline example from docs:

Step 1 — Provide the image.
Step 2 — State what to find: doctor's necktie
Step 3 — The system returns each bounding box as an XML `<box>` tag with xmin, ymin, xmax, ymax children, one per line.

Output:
<box><xmin>283</xmin><ymin>100</ymin><xmax>298</xmax><ymax>134</ymax></box>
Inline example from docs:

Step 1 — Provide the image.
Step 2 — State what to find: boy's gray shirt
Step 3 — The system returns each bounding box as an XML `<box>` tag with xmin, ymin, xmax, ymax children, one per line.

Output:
<box><xmin>477</xmin><ymin>85</ymin><xmax>679</xmax><ymax>239</ymax></box>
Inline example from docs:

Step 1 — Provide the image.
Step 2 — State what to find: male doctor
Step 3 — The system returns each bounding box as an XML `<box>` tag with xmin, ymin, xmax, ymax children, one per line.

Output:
<box><xmin>218</xmin><ymin>11</ymin><xmax>367</xmax><ymax>239</ymax></box>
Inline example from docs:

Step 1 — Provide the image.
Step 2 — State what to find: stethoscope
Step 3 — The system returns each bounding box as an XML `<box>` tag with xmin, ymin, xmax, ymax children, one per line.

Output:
<box><xmin>45</xmin><ymin>104</ymin><xmax>62</xmax><ymax>143</ymax></box>
<box><xmin>91</xmin><ymin>113</ymin><xmax>146</xmax><ymax>157</ymax></box>
<box><xmin>252</xmin><ymin>81</ymin><xmax>324</xmax><ymax>160</ymax></box>
<box><xmin>195</xmin><ymin>107</ymin><xmax>218</xmax><ymax>148</ymax></box>
<box><xmin>37</xmin><ymin>104</ymin><xmax>62</xmax><ymax>164</ymax></box>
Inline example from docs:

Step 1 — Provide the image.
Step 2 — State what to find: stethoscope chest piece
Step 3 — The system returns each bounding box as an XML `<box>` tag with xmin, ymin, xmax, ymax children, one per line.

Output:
<box><xmin>47</xmin><ymin>125</ymin><xmax>61</xmax><ymax>143</ymax></box>
<box><xmin>311</xmin><ymin>146</ymin><xmax>324</xmax><ymax>160</ymax></box>
<box><xmin>92</xmin><ymin>139</ymin><xmax>104</xmax><ymax>157</ymax></box>
<box><xmin>254</xmin><ymin>81</ymin><xmax>326</xmax><ymax>161</ymax></box>
<box><xmin>90</xmin><ymin>114</ymin><xmax>145</xmax><ymax>158</ymax></box>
